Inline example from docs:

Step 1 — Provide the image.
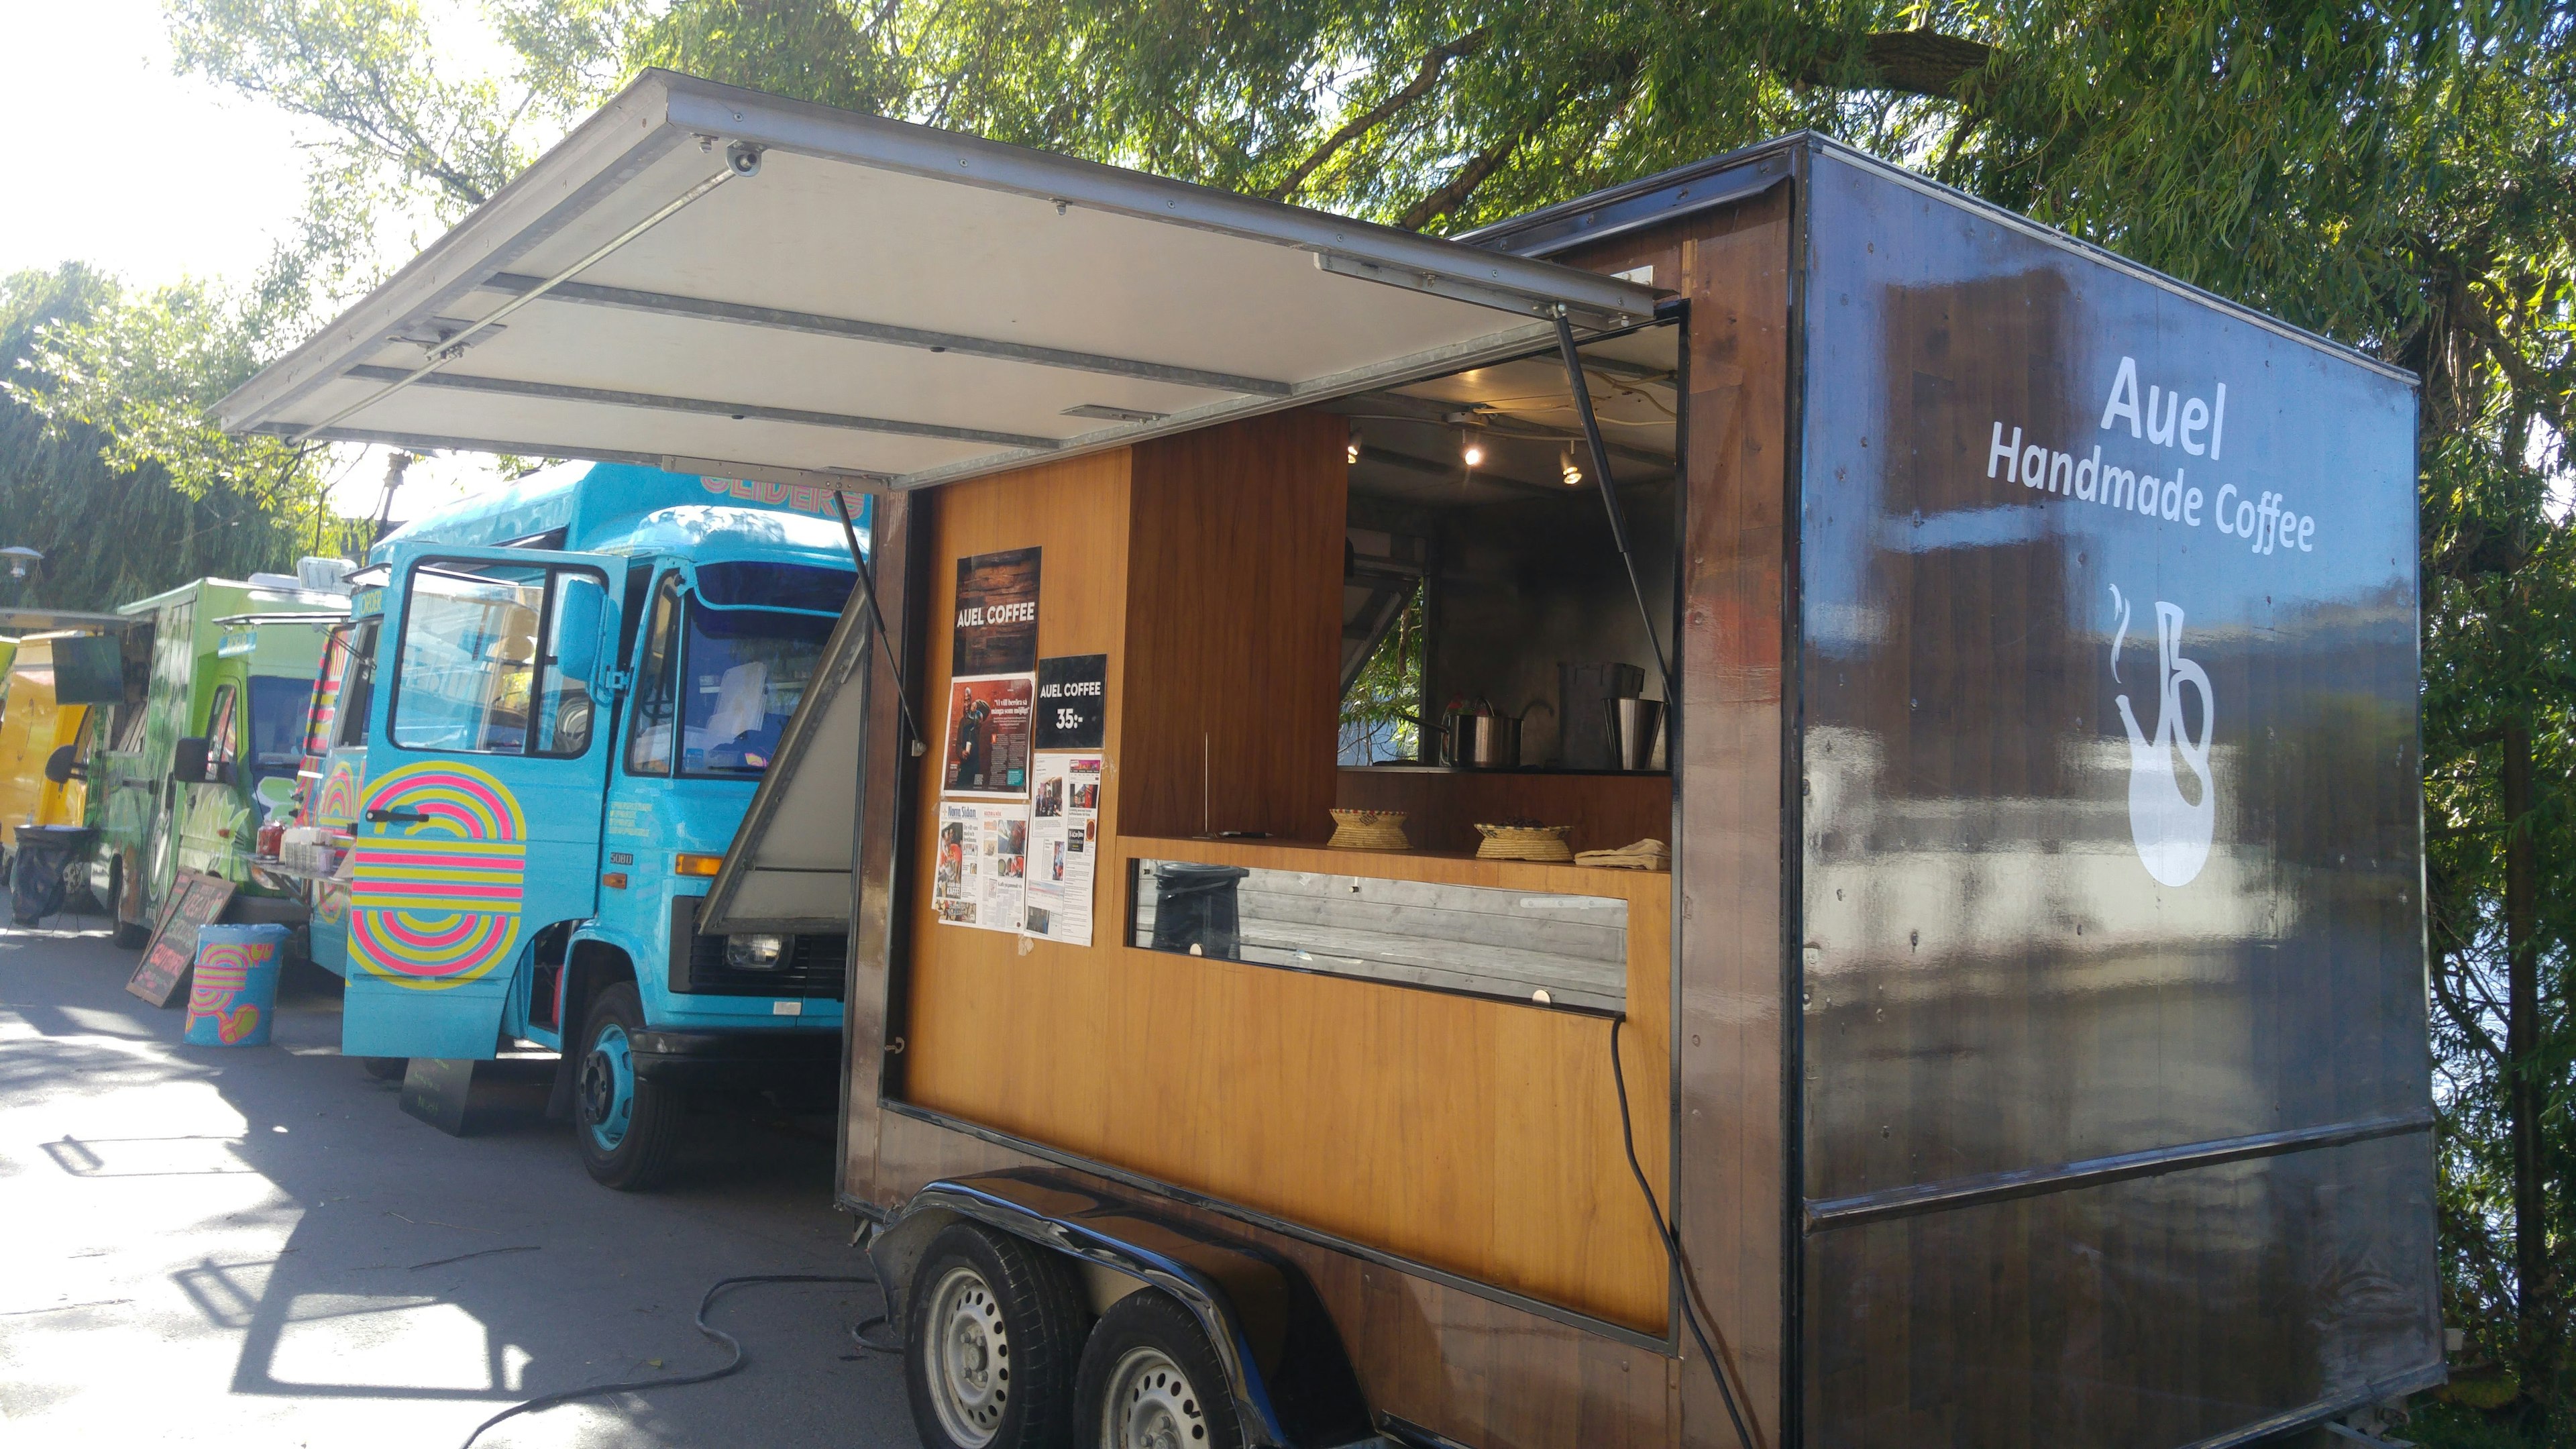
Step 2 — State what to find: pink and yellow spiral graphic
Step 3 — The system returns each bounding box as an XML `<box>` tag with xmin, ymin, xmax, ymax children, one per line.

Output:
<box><xmin>348</xmin><ymin>761</ymin><xmax>527</xmax><ymax>991</ymax></box>
<box><xmin>187</xmin><ymin>939</ymin><xmax>275</xmax><ymax>1044</ymax></box>
<box><xmin>314</xmin><ymin>759</ymin><xmax>363</xmax><ymax>826</ymax></box>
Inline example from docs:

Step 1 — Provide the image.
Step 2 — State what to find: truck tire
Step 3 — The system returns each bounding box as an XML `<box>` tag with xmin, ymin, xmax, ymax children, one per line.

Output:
<box><xmin>904</xmin><ymin>1222</ymin><xmax>1084</xmax><ymax>1449</ymax></box>
<box><xmin>362</xmin><ymin>1057</ymin><xmax>408</xmax><ymax>1082</ymax></box>
<box><xmin>1072</xmin><ymin>1290</ymin><xmax>1244</xmax><ymax>1449</ymax></box>
<box><xmin>572</xmin><ymin>983</ymin><xmax>683</xmax><ymax>1190</ymax></box>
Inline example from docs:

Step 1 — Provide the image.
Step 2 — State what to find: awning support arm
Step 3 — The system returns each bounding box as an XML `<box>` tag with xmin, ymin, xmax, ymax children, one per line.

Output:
<box><xmin>291</xmin><ymin>150</ymin><xmax>755</xmax><ymax>444</ymax></box>
<box><xmin>1552</xmin><ymin>307</ymin><xmax>1676</xmax><ymax>704</ymax></box>
<box><xmin>832</xmin><ymin>492</ymin><xmax>928</xmax><ymax>758</ymax></box>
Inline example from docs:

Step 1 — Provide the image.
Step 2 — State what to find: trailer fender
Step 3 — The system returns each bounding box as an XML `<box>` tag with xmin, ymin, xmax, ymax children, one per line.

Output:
<box><xmin>871</xmin><ymin>1169</ymin><xmax>1373</xmax><ymax>1449</ymax></box>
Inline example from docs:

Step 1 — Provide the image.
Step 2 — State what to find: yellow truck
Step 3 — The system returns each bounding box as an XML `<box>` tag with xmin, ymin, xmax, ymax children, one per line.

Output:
<box><xmin>0</xmin><ymin>615</ymin><xmax>131</xmax><ymax>924</ymax></box>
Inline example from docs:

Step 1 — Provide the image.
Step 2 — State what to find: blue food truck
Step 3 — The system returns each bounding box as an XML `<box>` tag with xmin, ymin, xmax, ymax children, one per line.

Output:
<box><xmin>290</xmin><ymin>461</ymin><xmax>862</xmax><ymax>1188</ymax></box>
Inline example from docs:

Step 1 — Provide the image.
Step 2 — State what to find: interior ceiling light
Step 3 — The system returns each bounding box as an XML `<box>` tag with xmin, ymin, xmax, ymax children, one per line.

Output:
<box><xmin>1561</xmin><ymin>450</ymin><xmax>1584</xmax><ymax>486</ymax></box>
<box><xmin>1348</xmin><ymin>428</ymin><xmax>1362</xmax><ymax>464</ymax></box>
<box><xmin>1062</xmin><ymin>402</ymin><xmax>1169</xmax><ymax>424</ymax></box>
<box><xmin>1460</xmin><ymin>433</ymin><xmax>1486</xmax><ymax>469</ymax></box>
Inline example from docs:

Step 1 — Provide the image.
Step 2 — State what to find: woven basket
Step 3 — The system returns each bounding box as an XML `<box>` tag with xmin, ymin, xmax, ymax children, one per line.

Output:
<box><xmin>1473</xmin><ymin>822</ymin><xmax>1574</xmax><ymax>863</ymax></box>
<box><xmin>1327</xmin><ymin>808</ymin><xmax>1410</xmax><ymax>851</ymax></box>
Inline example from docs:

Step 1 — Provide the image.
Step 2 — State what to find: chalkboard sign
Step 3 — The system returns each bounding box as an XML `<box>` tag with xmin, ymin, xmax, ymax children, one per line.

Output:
<box><xmin>125</xmin><ymin>872</ymin><xmax>237</xmax><ymax>1008</ymax></box>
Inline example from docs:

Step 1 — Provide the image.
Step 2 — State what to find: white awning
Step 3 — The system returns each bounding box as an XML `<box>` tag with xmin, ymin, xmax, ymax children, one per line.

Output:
<box><xmin>220</xmin><ymin>70</ymin><xmax>1663</xmax><ymax>493</ymax></box>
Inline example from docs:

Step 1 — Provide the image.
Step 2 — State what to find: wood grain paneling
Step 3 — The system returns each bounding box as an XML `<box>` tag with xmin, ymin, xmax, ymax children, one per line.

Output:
<box><xmin>1122</xmin><ymin>411</ymin><xmax>1347</xmax><ymax>840</ymax></box>
<box><xmin>1560</xmin><ymin>186</ymin><xmax>1797</xmax><ymax>1446</ymax></box>
<box><xmin>1335</xmin><ymin>767</ymin><xmax>1673</xmax><ymax>856</ymax></box>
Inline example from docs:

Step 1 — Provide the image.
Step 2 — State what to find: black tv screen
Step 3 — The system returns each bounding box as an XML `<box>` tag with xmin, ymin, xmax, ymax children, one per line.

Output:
<box><xmin>50</xmin><ymin>633</ymin><xmax>126</xmax><ymax>705</ymax></box>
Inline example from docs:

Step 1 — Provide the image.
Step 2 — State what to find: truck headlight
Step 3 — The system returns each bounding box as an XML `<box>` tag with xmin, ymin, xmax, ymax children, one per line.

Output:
<box><xmin>725</xmin><ymin>934</ymin><xmax>788</xmax><ymax>970</ymax></box>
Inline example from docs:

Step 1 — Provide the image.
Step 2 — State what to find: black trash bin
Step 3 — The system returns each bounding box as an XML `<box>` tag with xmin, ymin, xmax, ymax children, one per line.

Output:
<box><xmin>1148</xmin><ymin>863</ymin><xmax>1250</xmax><ymax>959</ymax></box>
<box><xmin>8</xmin><ymin>826</ymin><xmax>94</xmax><ymax>927</ymax></box>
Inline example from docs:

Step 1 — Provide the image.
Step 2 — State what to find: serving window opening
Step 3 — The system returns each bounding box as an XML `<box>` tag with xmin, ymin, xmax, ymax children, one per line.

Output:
<box><xmin>1124</xmin><ymin>319</ymin><xmax>1681</xmax><ymax>1016</ymax></box>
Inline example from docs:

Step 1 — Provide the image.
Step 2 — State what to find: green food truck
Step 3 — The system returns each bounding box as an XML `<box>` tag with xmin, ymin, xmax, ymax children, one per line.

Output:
<box><xmin>88</xmin><ymin>572</ymin><xmax>350</xmax><ymax>945</ymax></box>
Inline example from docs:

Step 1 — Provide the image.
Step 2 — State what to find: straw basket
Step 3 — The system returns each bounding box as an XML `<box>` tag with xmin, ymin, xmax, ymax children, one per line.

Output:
<box><xmin>1326</xmin><ymin>809</ymin><xmax>1410</xmax><ymax>851</ymax></box>
<box><xmin>1473</xmin><ymin>822</ymin><xmax>1574</xmax><ymax>863</ymax></box>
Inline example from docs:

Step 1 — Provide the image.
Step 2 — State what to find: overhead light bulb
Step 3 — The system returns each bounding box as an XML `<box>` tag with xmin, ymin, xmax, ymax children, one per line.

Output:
<box><xmin>1560</xmin><ymin>450</ymin><xmax>1584</xmax><ymax>486</ymax></box>
<box><xmin>1461</xmin><ymin>435</ymin><xmax>1485</xmax><ymax>468</ymax></box>
<box><xmin>1347</xmin><ymin>429</ymin><xmax>1361</xmax><ymax>464</ymax></box>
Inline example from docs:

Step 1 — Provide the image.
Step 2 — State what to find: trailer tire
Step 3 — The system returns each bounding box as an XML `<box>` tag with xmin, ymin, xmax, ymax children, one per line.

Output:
<box><xmin>572</xmin><ymin>983</ymin><xmax>683</xmax><ymax>1190</ymax></box>
<box><xmin>904</xmin><ymin>1222</ymin><xmax>1083</xmax><ymax>1449</ymax></box>
<box><xmin>361</xmin><ymin>1057</ymin><xmax>407</xmax><ymax>1082</ymax></box>
<box><xmin>1072</xmin><ymin>1290</ymin><xmax>1243</xmax><ymax>1449</ymax></box>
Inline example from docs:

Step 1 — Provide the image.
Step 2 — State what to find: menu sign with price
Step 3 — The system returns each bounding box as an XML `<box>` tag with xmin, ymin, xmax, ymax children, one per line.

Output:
<box><xmin>1024</xmin><ymin>653</ymin><xmax>1108</xmax><ymax>946</ymax></box>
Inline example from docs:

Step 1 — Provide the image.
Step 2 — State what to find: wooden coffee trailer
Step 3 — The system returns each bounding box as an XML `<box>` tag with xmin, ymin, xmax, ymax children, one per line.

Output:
<box><xmin>220</xmin><ymin>71</ymin><xmax>2436</xmax><ymax>1449</ymax></box>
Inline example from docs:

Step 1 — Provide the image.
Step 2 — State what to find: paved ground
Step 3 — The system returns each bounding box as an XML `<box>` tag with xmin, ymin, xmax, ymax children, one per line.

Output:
<box><xmin>0</xmin><ymin>916</ymin><xmax>917</xmax><ymax>1449</ymax></box>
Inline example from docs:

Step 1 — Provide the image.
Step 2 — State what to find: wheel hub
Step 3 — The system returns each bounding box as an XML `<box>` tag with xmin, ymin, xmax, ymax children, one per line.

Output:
<box><xmin>1104</xmin><ymin>1345</ymin><xmax>1206</xmax><ymax>1449</ymax></box>
<box><xmin>578</xmin><ymin>1022</ymin><xmax>634</xmax><ymax>1151</ymax></box>
<box><xmin>924</xmin><ymin>1265</ymin><xmax>1010</xmax><ymax>1446</ymax></box>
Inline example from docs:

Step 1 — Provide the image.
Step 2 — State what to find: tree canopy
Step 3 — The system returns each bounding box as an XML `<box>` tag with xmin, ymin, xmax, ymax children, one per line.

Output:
<box><xmin>34</xmin><ymin>0</ymin><xmax>2576</xmax><ymax>1429</ymax></box>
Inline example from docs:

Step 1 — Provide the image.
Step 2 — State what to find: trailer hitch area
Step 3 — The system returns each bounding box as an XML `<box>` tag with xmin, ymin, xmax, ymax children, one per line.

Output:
<box><xmin>871</xmin><ymin>1169</ymin><xmax>1376</xmax><ymax>1449</ymax></box>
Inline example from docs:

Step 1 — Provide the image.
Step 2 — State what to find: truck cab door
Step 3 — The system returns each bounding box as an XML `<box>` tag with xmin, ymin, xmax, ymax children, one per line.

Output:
<box><xmin>341</xmin><ymin>544</ymin><xmax>623</xmax><ymax>1059</ymax></box>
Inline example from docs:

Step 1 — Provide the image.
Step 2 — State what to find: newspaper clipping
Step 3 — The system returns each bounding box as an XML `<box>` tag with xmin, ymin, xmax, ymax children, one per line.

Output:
<box><xmin>1024</xmin><ymin>753</ymin><xmax>1101</xmax><ymax>945</ymax></box>
<box><xmin>933</xmin><ymin>799</ymin><xmax>1030</xmax><ymax>930</ymax></box>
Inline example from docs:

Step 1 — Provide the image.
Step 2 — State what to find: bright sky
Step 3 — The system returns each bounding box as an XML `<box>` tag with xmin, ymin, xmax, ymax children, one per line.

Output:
<box><xmin>0</xmin><ymin>0</ymin><xmax>519</xmax><ymax>520</ymax></box>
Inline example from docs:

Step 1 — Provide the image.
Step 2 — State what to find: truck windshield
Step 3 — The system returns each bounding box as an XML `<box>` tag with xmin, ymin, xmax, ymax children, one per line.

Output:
<box><xmin>679</xmin><ymin>607</ymin><xmax>832</xmax><ymax>776</ymax></box>
<box><xmin>248</xmin><ymin>676</ymin><xmax>315</xmax><ymax>784</ymax></box>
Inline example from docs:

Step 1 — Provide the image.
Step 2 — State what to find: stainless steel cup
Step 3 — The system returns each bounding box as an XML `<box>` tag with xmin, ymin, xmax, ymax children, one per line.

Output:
<box><xmin>1606</xmin><ymin>697</ymin><xmax>1665</xmax><ymax>771</ymax></box>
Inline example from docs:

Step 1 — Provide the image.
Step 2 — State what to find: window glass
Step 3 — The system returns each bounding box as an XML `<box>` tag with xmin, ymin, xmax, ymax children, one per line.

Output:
<box><xmin>248</xmin><ymin>676</ymin><xmax>315</xmax><ymax>785</ymax></box>
<box><xmin>695</xmin><ymin>560</ymin><xmax>854</xmax><ymax>613</ymax></box>
<box><xmin>625</xmin><ymin>574</ymin><xmax>684</xmax><ymax>776</ymax></box>
<box><xmin>533</xmin><ymin>574</ymin><xmax>606</xmax><ymax>756</ymax></box>
<box><xmin>334</xmin><ymin>619</ymin><xmax>380</xmax><ymax>748</ymax></box>
<box><xmin>390</xmin><ymin>566</ymin><xmax>543</xmax><ymax>754</ymax></box>
<box><xmin>680</xmin><ymin>605</ymin><xmax>832</xmax><ymax>775</ymax></box>
<box><xmin>205</xmin><ymin>686</ymin><xmax>239</xmax><ymax>772</ymax></box>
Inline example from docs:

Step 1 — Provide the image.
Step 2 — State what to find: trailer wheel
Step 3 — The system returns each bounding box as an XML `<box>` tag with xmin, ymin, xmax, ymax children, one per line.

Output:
<box><xmin>572</xmin><ymin>983</ymin><xmax>682</xmax><ymax>1190</ymax></box>
<box><xmin>1073</xmin><ymin>1291</ymin><xmax>1244</xmax><ymax>1449</ymax></box>
<box><xmin>904</xmin><ymin>1222</ymin><xmax>1082</xmax><ymax>1449</ymax></box>
<box><xmin>361</xmin><ymin>1057</ymin><xmax>407</xmax><ymax>1082</ymax></box>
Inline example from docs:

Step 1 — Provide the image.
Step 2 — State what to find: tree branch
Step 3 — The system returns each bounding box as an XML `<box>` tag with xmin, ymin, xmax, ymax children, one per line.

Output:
<box><xmin>1264</xmin><ymin>29</ymin><xmax>1487</xmax><ymax>203</ymax></box>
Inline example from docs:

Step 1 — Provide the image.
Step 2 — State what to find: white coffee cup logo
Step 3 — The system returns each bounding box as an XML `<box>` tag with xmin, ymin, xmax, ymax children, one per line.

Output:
<box><xmin>2109</xmin><ymin>586</ymin><xmax>2216</xmax><ymax>887</ymax></box>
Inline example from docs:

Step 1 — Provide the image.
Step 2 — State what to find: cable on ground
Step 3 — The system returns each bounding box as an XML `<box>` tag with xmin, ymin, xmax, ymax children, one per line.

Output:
<box><xmin>459</xmin><ymin>1271</ymin><xmax>880</xmax><ymax>1448</ymax></box>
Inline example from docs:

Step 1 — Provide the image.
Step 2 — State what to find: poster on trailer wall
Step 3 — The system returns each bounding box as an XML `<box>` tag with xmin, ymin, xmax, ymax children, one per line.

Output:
<box><xmin>936</xmin><ymin>547</ymin><xmax>1042</xmax><ymax>933</ymax></box>
<box><xmin>1022</xmin><ymin>653</ymin><xmax>1108</xmax><ymax>946</ymax></box>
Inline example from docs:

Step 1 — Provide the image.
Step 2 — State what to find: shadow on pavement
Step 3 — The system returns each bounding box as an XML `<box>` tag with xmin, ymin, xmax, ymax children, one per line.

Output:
<box><xmin>0</xmin><ymin>919</ymin><xmax>918</xmax><ymax>1448</ymax></box>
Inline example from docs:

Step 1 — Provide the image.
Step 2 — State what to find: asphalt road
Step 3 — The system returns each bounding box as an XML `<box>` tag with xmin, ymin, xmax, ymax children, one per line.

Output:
<box><xmin>0</xmin><ymin>916</ymin><xmax>918</xmax><ymax>1449</ymax></box>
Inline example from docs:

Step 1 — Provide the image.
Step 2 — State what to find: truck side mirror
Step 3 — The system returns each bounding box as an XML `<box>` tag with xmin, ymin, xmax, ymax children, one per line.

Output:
<box><xmin>172</xmin><ymin>736</ymin><xmax>211</xmax><ymax>783</ymax></box>
<box><xmin>43</xmin><ymin>745</ymin><xmax>83</xmax><ymax>784</ymax></box>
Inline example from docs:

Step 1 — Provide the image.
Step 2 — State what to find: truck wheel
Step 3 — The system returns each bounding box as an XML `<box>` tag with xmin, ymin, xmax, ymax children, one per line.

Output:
<box><xmin>362</xmin><ymin>1057</ymin><xmax>407</xmax><ymax>1082</ymax></box>
<box><xmin>904</xmin><ymin>1223</ymin><xmax>1083</xmax><ymax>1449</ymax></box>
<box><xmin>1073</xmin><ymin>1291</ymin><xmax>1244</xmax><ymax>1449</ymax></box>
<box><xmin>572</xmin><ymin>983</ymin><xmax>683</xmax><ymax>1190</ymax></box>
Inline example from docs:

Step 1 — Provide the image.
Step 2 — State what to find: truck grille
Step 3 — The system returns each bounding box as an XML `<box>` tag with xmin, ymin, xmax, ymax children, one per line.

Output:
<box><xmin>669</xmin><ymin>898</ymin><xmax>848</xmax><ymax>999</ymax></box>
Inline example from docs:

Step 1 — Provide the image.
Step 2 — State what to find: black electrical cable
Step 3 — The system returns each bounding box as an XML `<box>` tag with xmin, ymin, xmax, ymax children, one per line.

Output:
<box><xmin>458</xmin><ymin>1272</ymin><xmax>879</xmax><ymax>1448</ymax></box>
<box><xmin>830</xmin><ymin>491</ymin><xmax>928</xmax><ymax>759</ymax></box>
<box><xmin>1611</xmin><ymin>1017</ymin><xmax>1756</xmax><ymax>1449</ymax></box>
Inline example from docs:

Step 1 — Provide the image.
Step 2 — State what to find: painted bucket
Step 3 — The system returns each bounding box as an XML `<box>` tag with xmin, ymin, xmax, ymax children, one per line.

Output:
<box><xmin>183</xmin><ymin>924</ymin><xmax>288</xmax><ymax>1047</ymax></box>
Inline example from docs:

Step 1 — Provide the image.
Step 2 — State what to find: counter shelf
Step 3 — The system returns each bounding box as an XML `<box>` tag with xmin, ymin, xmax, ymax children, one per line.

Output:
<box><xmin>1123</xmin><ymin>835</ymin><xmax>1667</xmax><ymax>1018</ymax></box>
